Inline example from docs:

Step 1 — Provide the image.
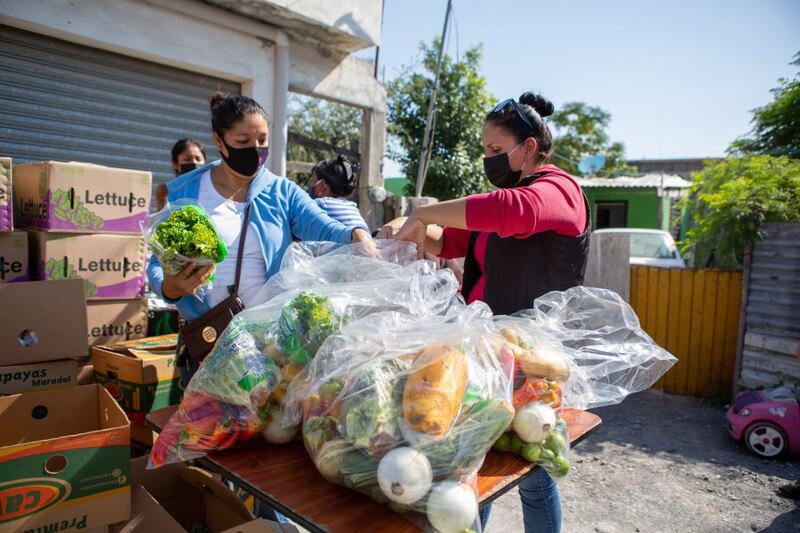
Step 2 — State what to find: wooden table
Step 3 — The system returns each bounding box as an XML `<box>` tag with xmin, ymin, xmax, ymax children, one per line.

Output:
<box><xmin>147</xmin><ymin>406</ymin><xmax>601</xmax><ymax>533</ymax></box>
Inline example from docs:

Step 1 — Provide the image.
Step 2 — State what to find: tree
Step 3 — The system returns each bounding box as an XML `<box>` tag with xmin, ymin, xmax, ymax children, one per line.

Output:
<box><xmin>549</xmin><ymin>102</ymin><xmax>637</xmax><ymax>177</ymax></box>
<box><xmin>729</xmin><ymin>52</ymin><xmax>800</xmax><ymax>159</ymax></box>
<box><xmin>680</xmin><ymin>156</ymin><xmax>800</xmax><ymax>269</ymax></box>
<box><xmin>388</xmin><ymin>40</ymin><xmax>495</xmax><ymax>200</ymax></box>
<box><xmin>287</xmin><ymin>93</ymin><xmax>362</xmax><ymax>182</ymax></box>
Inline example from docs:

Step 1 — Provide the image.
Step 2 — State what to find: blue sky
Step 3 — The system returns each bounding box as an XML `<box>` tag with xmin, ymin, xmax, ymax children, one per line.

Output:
<box><xmin>370</xmin><ymin>0</ymin><xmax>799</xmax><ymax>175</ymax></box>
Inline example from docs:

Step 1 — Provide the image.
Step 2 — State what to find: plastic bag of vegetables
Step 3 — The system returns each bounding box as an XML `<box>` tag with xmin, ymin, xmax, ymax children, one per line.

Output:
<box><xmin>142</xmin><ymin>200</ymin><xmax>227</xmax><ymax>299</ymax></box>
<box><xmin>489</xmin><ymin>286</ymin><xmax>677</xmax><ymax>475</ymax></box>
<box><xmin>285</xmin><ymin>305</ymin><xmax>515</xmax><ymax>533</ymax></box>
<box><xmin>148</xmin><ymin>260</ymin><xmax>459</xmax><ymax>468</ymax></box>
<box><xmin>251</xmin><ymin>240</ymin><xmax>419</xmax><ymax>306</ymax></box>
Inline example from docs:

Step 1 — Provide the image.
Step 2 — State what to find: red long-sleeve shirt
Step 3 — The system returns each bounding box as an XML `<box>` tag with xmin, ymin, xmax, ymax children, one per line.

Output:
<box><xmin>440</xmin><ymin>165</ymin><xmax>586</xmax><ymax>303</ymax></box>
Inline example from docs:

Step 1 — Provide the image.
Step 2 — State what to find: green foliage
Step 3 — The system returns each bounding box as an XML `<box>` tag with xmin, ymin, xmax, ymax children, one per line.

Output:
<box><xmin>549</xmin><ymin>102</ymin><xmax>637</xmax><ymax>177</ymax></box>
<box><xmin>276</xmin><ymin>292</ymin><xmax>346</xmax><ymax>365</ymax></box>
<box><xmin>729</xmin><ymin>52</ymin><xmax>800</xmax><ymax>159</ymax></box>
<box><xmin>681</xmin><ymin>156</ymin><xmax>800</xmax><ymax>268</ymax></box>
<box><xmin>153</xmin><ymin>205</ymin><xmax>226</xmax><ymax>269</ymax></box>
<box><xmin>287</xmin><ymin>94</ymin><xmax>362</xmax><ymax>183</ymax></box>
<box><xmin>387</xmin><ymin>39</ymin><xmax>495</xmax><ymax>200</ymax></box>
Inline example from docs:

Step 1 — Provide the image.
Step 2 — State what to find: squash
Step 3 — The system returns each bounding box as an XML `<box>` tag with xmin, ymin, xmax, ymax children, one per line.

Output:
<box><xmin>517</xmin><ymin>345</ymin><xmax>571</xmax><ymax>381</ymax></box>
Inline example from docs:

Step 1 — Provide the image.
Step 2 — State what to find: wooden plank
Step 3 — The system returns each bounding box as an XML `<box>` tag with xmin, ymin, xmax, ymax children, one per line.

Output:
<box><xmin>688</xmin><ymin>270</ymin><xmax>706</xmax><ymax>396</ymax></box>
<box><xmin>672</xmin><ymin>270</ymin><xmax>695</xmax><ymax>395</ymax></box>
<box><xmin>710</xmin><ymin>272</ymin><xmax>731</xmax><ymax>395</ymax></box>
<box><xmin>723</xmin><ymin>272</ymin><xmax>744</xmax><ymax>394</ymax></box>
<box><xmin>664</xmin><ymin>268</ymin><xmax>683</xmax><ymax>393</ymax></box>
<box><xmin>645</xmin><ymin>267</ymin><xmax>659</xmax><ymax>339</ymax></box>
<box><xmin>145</xmin><ymin>405</ymin><xmax>602</xmax><ymax>533</ymax></box>
<box><xmin>698</xmin><ymin>270</ymin><xmax>719</xmax><ymax>397</ymax></box>
<box><xmin>653</xmin><ymin>268</ymin><xmax>671</xmax><ymax>390</ymax></box>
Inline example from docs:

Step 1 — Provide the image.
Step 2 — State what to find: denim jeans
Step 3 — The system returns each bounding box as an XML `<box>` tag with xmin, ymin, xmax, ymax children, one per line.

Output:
<box><xmin>480</xmin><ymin>467</ymin><xmax>561</xmax><ymax>533</ymax></box>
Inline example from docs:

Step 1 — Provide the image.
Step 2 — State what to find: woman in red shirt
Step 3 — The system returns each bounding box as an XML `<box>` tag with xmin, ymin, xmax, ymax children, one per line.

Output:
<box><xmin>384</xmin><ymin>92</ymin><xmax>590</xmax><ymax>533</ymax></box>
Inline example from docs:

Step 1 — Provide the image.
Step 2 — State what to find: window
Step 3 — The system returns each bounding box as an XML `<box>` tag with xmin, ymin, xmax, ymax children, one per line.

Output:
<box><xmin>595</xmin><ymin>201</ymin><xmax>627</xmax><ymax>229</ymax></box>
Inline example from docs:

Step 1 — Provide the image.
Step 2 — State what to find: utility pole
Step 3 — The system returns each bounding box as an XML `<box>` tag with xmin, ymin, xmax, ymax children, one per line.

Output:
<box><xmin>415</xmin><ymin>0</ymin><xmax>452</xmax><ymax>197</ymax></box>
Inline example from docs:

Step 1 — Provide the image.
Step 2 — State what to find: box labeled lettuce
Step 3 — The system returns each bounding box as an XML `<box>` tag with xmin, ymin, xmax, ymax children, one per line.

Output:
<box><xmin>87</xmin><ymin>300</ymin><xmax>148</xmax><ymax>346</ymax></box>
<box><xmin>0</xmin><ymin>359</ymin><xmax>78</xmax><ymax>395</ymax></box>
<box><xmin>31</xmin><ymin>232</ymin><xmax>146</xmax><ymax>299</ymax></box>
<box><xmin>13</xmin><ymin>161</ymin><xmax>151</xmax><ymax>234</ymax></box>
<box><xmin>0</xmin><ymin>384</ymin><xmax>130</xmax><ymax>532</ymax></box>
<box><xmin>0</xmin><ymin>230</ymin><xmax>28</xmax><ymax>282</ymax></box>
<box><xmin>92</xmin><ymin>335</ymin><xmax>183</xmax><ymax>417</ymax></box>
<box><xmin>0</xmin><ymin>157</ymin><xmax>12</xmax><ymax>231</ymax></box>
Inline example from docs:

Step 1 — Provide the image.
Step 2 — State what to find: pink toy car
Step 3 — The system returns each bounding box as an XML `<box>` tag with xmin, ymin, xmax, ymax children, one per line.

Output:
<box><xmin>727</xmin><ymin>384</ymin><xmax>800</xmax><ymax>458</ymax></box>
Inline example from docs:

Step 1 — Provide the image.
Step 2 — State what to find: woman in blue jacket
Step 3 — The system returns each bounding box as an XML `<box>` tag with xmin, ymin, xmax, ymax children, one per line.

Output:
<box><xmin>148</xmin><ymin>92</ymin><xmax>373</xmax><ymax>367</ymax></box>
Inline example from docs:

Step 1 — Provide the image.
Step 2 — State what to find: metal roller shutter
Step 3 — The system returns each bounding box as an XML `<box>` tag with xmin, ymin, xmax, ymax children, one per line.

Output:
<box><xmin>0</xmin><ymin>24</ymin><xmax>241</xmax><ymax>188</ymax></box>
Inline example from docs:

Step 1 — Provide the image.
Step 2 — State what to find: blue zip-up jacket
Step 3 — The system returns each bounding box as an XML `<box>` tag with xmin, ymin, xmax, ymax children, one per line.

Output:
<box><xmin>147</xmin><ymin>160</ymin><xmax>355</xmax><ymax>322</ymax></box>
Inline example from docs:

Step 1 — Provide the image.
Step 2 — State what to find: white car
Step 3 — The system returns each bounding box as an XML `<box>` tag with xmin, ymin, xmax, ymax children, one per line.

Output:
<box><xmin>593</xmin><ymin>228</ymin><xmax>686</xmax><ymax>268</ymax></box>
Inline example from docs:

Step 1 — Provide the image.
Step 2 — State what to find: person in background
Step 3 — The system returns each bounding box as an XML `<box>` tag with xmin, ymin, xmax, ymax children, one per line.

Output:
<box><xmin>307</xmin><ymin>154</ymin><xmax>369</xmax><ymax>231</ymax></box>
<box><xmin>383</xmin><ymin>92</ymin><xmax>590</xmax><ymax>533</ymax></box>
<box><xmin>155</xmin><ymin>139</ymin><xmax>208</xmax><ymax>211</ymax></box>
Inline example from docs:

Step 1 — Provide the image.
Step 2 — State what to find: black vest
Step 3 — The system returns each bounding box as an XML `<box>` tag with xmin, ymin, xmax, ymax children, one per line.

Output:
<box><xmin>461</xmin><ymin>172</ymin><xmax>591</xmax><ymax>315</ymax></box>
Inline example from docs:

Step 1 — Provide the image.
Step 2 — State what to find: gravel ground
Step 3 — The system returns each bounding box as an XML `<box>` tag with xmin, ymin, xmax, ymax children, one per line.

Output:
<box><xmin>488</xmin><ymin>389</ymin><xmax>800</xmax><ymax>533</ymax></box>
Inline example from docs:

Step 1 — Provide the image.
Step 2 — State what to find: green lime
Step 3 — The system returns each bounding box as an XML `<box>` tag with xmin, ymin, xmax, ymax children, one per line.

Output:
<box><xmin>540</xmin><ymin>448</ymin><xmax>556</xmax><ymax>465</ymax></box>
<box><xmin>510</xmin><ymin>433</ymin><xmax>524</xmax><ymax>455</ymax></box>
<box><xmin>493</xmin><ymin>433</ymin><xmax>512</xmax><ymax>453</ymax></box>
<box><xmin>551</xmin><ymin>455</ymin><xmax>570</xmax><ymax>477</ymax></box>
<box><xmin>521</xmin><ymin>442</ymin><xmax>543</xmax><ymax>463</ymax></box>
<box><xmin>544</xmin><ymin>433</ymin><xmax>567</xmax><ymax>454</ymax></box>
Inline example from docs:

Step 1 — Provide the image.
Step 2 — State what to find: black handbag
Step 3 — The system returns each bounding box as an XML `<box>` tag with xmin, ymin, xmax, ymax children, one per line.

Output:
<box><xmin>177</xmin><ymin>203</ymin><xmax>251</xmax><ymax>366</ymax></box>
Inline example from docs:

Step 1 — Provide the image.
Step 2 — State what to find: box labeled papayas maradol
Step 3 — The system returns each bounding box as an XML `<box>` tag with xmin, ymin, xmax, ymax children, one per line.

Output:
<box><xmin>0</xmin><ymin>158</ymin><xmax>12</xmax><ymax>232</ymax></box>
<box><xmin>13</xmin><ymin>161</ymin><xmax>151</xmax><ymax>234</ymax></box>
<box><xmin>92</xmin><ymin>335</ymin><xmax>183</xmax><ymax>417</ymax></box>
<box><xmin>87</xmin><ymin>300</ymin><xmax>148</xmax><ymax>347</ymax></box>
<box><xmin>0</xmin><ymin>359</ymin><xmax>78</xmax><ymax>395</ymax></box>
<box><xmin>31</xmin><ymin>231</ymin><xmax>146</xmax><ymax>300</ymax></box>
<box><xmin>0</xmin><ymin>230</ymin><xmax>28</xmax><ymax>282</ymax></box>
<box><xmin>0</xmin><ymin>384</ymin><xmax>131</xmax><ymax>531</ymax></box>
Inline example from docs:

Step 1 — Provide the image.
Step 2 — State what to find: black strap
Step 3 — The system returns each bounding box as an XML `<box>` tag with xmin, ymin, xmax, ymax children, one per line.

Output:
<box><xmin>230</xmin><ymin>203</ymin><xmax>252</xmax><ymax>297</ymax></box>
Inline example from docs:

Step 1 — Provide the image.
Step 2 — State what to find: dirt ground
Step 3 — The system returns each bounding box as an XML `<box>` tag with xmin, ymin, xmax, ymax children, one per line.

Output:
<box><xmin>488</xmin><ymin>389</ymin><xmax>800</xmax><ymax>533</ymax></box>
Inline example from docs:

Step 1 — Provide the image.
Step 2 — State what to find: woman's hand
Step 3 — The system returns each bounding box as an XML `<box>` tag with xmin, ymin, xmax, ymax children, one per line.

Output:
<box><xmin>378</xmin><ymin>217</ymin><xmax>408</xmax><ymax>239</ymax></box>
<box><xmin>392</xmin><ymin>214</ymin><xmax>428</xmax><ymax>259</ymax></box>
<box><xmin>161</xmin><ymin>262</ymin><xmax>215</xmax><ymax>300</ymax></box>
<box><xmin>351</xmin><ymin>227</ymin><xmax>380</xmax><ymax>258</ymax></box>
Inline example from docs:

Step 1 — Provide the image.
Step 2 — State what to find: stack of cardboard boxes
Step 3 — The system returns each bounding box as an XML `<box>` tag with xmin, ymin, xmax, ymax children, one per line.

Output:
<box><xmin>13</xmin><ymin>161</ymin><xmax>151</xmax><ymax>349</ymax></box>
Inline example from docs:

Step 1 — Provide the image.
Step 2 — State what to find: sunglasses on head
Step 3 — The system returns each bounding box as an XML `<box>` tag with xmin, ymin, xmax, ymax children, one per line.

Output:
<box><xmin>336</xmin><ymin>154</ymin><xmax>355</xmax><ymax>183</ymax></box>
<box><xmin>492</xmin><ymin>98</ymin><xmax>536</xmax><ymax>132</ymax></box>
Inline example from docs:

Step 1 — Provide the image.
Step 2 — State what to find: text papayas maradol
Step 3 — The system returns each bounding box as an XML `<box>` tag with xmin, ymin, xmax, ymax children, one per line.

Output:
<box><xmin>0</xmin><ymin>384</ymin><xmax>131</xmax><ymax>531</ymax></box>
<box><xmin>13</xmin><ymin>161</ymin><xmax>151</xmax><ymax>235</ymax></box>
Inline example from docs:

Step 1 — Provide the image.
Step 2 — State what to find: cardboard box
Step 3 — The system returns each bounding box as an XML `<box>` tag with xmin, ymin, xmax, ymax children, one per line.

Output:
<box><xmin>108</xmin><ymin>457</ymin><xmax>268</xmax><ymax>533</ymax></box>
<box><xmin>0</xmin><ymin>230</ymin><xmax>28</xmax><ymax>282</ymax></box>
<box><xmin>31</xmin><ymin>232</ymin><xmax>146</xmax><ymax>300</ymax></box>
<box><xmin>0</xmin><ymin>157</ymin><xmax>11</xmax><ymax>231</ymax></box>
<box><xmin>223</xmin><ymin>520</ymin><xmax>300</xmax><ymax>533</ymax></box>
<box><xmin>13</xmin><ymin>161</ymin><xmax>151</xmax><ymax>234</ymax></box>
<box><xmin>0</xmin><ymin>359</ymin><xmax>78</xmax><ymax>395</ymax></box>
<box><xmin>92</xmin><ymin>335</ymin><xmax>183</xmax><ymax>416</ymax></box>
<box><xmin>87</xmin><ymin>300</ymin><xmax>148</xmax><ymax>347</ymax></box>
<box><xmin>0</xmin><ymin>280</ymin><xmax>88</xmax><ymax>366</ymax></box>
<box><xmin>129</xmin><ymin>421</ymin><xmax>158</xmax><ymax>447</ymax></box>
<box><xmin>0</xmin><ymin>384</ymin><xmax>131</xmax><ymax>532</ymax></box>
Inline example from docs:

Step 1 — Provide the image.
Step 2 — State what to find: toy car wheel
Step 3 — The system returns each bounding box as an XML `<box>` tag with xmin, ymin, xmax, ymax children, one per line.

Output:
<box><xmin>745</xmin><ymin>422</ymin><xmax>787</xmax><ymax>458</ymax></box>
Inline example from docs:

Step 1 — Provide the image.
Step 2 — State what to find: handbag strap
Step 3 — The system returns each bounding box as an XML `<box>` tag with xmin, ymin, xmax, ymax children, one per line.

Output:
<box><xmin>230</xmin><ymin>202</ymin><xmax>252</xmax><ymax>297</ymax></box>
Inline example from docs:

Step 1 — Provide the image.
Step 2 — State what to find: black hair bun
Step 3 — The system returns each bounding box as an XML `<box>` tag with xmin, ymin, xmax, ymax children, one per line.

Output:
<box><xmin>519</xmin><ymin>92</ymin><xmax>554</xmax><ymax>118</ymax></box>
<box><xmin>209</xmin><ymin>91</ymin><xmax>226</xmax><ymax>111</ymax></box>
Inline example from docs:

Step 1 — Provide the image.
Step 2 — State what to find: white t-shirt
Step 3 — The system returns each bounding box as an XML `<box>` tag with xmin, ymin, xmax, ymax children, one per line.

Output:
<box><xmin>197</xmin><ymin>171</ymin><xmax>267</xmax><ymax>308</ymax></box>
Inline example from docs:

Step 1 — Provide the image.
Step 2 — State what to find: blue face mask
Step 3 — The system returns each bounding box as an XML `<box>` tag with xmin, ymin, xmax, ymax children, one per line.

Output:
<box><xmin>307</xmin><ymin>180</ymin><xmax>321</xmax><ymax>198</ymax></box>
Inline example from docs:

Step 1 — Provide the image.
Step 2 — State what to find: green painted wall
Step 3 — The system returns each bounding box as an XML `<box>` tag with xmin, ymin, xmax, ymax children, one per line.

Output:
<box><xmin>384</xmin><ymin>177</ymin><xmax>410</xmax><ymax>196</ymax></box>
<box><xmin>583</xmin><ymin>188</ymin><xmax>660</xmax><ymax>230</ymax></box>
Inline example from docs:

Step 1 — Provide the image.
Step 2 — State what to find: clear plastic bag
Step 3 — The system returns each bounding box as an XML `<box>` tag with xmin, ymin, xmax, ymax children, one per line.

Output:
<box><xmin>251</xmin><ymin>240</ymin><xmax>419</xmax><ymax>306</ymax></box>
<box><xmin>502</xmin><ymin>286</ymin><xmax>678</xmax><ymax>410</ymax></box>
<box><xmin>148</xmin><ymin>259</ymin><xmax>460</xmax><ymax>469</ymax></box>
<box><xmin>142</xmin><ymin>199</ymin><xmax>227</xmax><ymax>300</ymax></box>
<box><xmin>286</xmin><ymin>305</ymin><xmax>515</xmax><ymax>533</ymax></box>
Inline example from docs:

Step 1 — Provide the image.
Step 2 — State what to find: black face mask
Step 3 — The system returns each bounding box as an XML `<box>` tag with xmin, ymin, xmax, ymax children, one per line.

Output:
<box><xmin>307</xmin><ymin>180</ymin><xmax>320</xmax><ymax>198</ymax></box>
<box><xmin>176</xmin><ymin>162</ymin><xmax>199</xmax><ymax>175</ymax></box>
<box><xmin>221</xmin><ymin>140</ymin><xmax>268</xmax><ymax>177</ymax></box>
<box><xmin>483</xmin><ymin>142</ymin><xmax>528</xmax><ymax>189</ymax></box>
